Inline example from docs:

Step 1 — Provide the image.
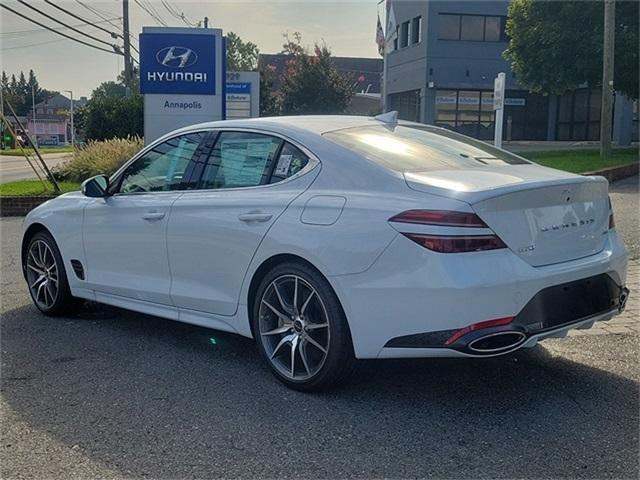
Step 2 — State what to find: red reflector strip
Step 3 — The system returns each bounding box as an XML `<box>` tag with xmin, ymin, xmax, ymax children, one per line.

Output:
<box><xmin>404</xmin><ymin>233</ymin><xmax>507</xmax><ymax>253</ymax></box>
<box><xmin>444</xmin><ymin>316</ymin><xmax>515</xmax><ymax>346</ymax></box>
<box><xmin>389</xmin><ymin>210</ymin><xmax>488</xmax><ymax>228</ymax></box>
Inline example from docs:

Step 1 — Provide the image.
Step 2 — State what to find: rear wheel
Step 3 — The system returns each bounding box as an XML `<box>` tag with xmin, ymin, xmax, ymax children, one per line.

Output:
<box><xmin>25</xmin><ymin>231</ymin><xmax>80</xmax><ymax>316</ymax></box>
<box><xmin>252</xmin><ymin>261</ymin><xmax>356</xmax><ymax>391</ymax></box>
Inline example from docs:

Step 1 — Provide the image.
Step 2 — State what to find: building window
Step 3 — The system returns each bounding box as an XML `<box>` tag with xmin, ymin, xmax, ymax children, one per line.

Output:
<box><xmin>438</xmin><ymin>14</ymin><xmax>507</xmax><ymax>42</ymax></box>
<box><xmin>435</xmin><ymin>89</ymin><xmax>548</xmax><ymax>141</ymax></box>
<box><xmin>393</xmin><ymin>25</ymin><xmax>399</xmax><ymax>51</ymax></box>
<box><xmin>438</xmin><ymin>14</ymin><xmax>460</xmax><ymax>40</ymax></box>
<box><xmin>460</xmin><ymin>15</ymin><xmax>484</xmax><ymax>41</ymax></box>
<box><xmin>411</xmin><ymin>16</ymin><xmax>422</xmax><ymax>44</ymax></box>
<box><xmin>400</xmin><ymin>21</ymin><xmax>410</xmax><ymax>48</ymax></box>
<box><xmin>389</xmin><ymin>90</ymin><xmax>421</xmax><ymax>122</ymax></box>
<box><xmin>556</xmin><ymin>88</ymin><xmax>601</xmax><ymax>141</ymax></box>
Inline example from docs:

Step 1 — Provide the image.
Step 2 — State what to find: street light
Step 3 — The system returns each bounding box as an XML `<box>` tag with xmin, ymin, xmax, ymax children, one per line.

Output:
<box><xmin>62</xmin><ymin>90</ymin><xmax>74</xmax><ymax>147</ymax></box>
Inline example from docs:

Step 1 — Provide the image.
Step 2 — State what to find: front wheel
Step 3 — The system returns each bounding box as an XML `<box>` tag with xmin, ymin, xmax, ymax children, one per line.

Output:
<box><xmin>24</xmin><ymin>231</ymin><xmax>80</xmax><ymax>316</ymax></box>
<box><xmin>252</xmin><ymin>262</ymin><xmax>356</xmax><ymax>391</ymax></box>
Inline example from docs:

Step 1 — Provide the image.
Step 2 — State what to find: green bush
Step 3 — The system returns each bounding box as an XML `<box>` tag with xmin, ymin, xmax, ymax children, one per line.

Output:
<box><xmin>54</xmin><ymin>136</ymin><xmax>143</xmax><ymax>182</ymax></box>
<box><xmin>84</xmin><ymin>94</ymin><xmax>143</xmax><ymax>141</ymax></box>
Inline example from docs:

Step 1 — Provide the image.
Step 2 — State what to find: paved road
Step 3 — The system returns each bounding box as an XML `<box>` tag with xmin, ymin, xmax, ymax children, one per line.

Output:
<box><xmin>610</xmin><ymin>175</ymin><xmax>640</xmax><ymax>259</ymax></box>
<box><xmin>0</xmin><ymin>153</ymin><xmax>71</xmax><ymax>183</ymax></box>
<box><xmin>1</xmin><ymin>177</ymin><xmax>638</xmax><ymax>479</ymax></box>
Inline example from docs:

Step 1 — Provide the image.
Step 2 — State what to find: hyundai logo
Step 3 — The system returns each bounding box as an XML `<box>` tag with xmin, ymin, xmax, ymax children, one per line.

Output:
<box><xmin>156</xmin><ymin>46</ymin><xmax>198</xmax><ymax>68</ymax></box>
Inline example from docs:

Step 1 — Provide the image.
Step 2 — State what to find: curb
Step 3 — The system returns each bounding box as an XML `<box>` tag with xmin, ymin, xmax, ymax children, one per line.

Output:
<box><xmin>0</xmin><ymin>195</ymin><xmax>56</xmax><ymax>217</ymax></box>
<box><xmin>583</xmin><ymin>162</ymin><xmax>639</xmax><ymax>182</ymax></box>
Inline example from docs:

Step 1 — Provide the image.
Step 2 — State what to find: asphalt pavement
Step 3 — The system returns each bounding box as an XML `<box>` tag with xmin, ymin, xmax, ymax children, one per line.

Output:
<box><xmin>1</xmin><ymin>177</ymin><xmax>638</xmax><ymax>479</ymax></box>
<box><xmin>0</xmin><ymin>153</ymin><xmax>71</xmax><ymax>183</ymax></box>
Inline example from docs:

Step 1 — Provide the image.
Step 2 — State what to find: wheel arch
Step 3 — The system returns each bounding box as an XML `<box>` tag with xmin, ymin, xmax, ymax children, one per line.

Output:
<box><xmin>246</xmin><ymin>253</ymin><xmax>354</xmax><ymax>341</ymax></box>
<box><xmin>21</xmin><ymin>222</ymin><xmax>52</xmax><ymax>280</ymax></box>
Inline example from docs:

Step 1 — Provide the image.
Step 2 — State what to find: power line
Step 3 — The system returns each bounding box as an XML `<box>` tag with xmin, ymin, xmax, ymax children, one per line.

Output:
<box><xmin>42</xmin><ymin>0</ymin><xmax>122</xmax><ymax>40</ymax></box>
<box><xmin>133</xmin><ymin>0</ymin><xmax>167</xmax><ymax>26</ymax></box>
<box><xmin>73</xmin><ymin>0</ymin><xmax>122</xmax><ymax>31</ymax></box>
<box><xmin>15</xmin><ymin>0</ymin><xmax>118</xmax><ymax>48</ymax></box>
<box><xmin>1</xmin><ymin>28</ymin><xmax>104</xmax><ymax>51</ymax></box>
<box><xmin>160</xmin><ymin>0</ymin><xmax>196</xmax><ymax>27</ymax></box>
<box><xmin>0</xmin><ymin>4</ymin><xmax>122</xmax><ymax>56</ymax></box>
<box><xmin>1</xmin><ymin>17</ymin><xmax>122</xmax><ymax>36</ymax></box>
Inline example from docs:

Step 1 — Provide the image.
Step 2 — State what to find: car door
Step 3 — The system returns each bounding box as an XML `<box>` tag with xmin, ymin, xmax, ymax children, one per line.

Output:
<box><xmin>167</xmin><ymin>130</ymin><xmax>319</xmax><ymax>315</ymax></box>
<box><xmin>83</xmin><ymin>131</ymin><xmax>209</xmax><ymax>305</ymax></box>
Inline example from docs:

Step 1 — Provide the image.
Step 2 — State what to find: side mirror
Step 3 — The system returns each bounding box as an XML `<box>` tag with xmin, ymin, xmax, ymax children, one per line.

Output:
<box><xmin>81</xmin><ymin>174</ymin><xmax>110</xmax><ymax>198</ymax></box>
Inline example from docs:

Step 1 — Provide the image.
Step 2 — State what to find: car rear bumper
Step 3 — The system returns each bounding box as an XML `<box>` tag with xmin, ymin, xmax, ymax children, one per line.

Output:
<box><xmin>329</xmin><ymin>230</ymin><xmax>628</xmax><ymax>359</ymax></box>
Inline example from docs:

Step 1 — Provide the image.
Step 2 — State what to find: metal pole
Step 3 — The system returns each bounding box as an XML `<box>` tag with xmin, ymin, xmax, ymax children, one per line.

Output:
<box><xmin>204</xmin><ymin>16</ymin><xmax>208</xmax><ymax>28</ymax></box>
<box><xmin>31</xmin><ymin>84</ymin><xmax>37</xmax><ymax>147</ymax></box>
<box><xmin>123</xmin><ymin>0</ymin><xmax>132</xmax><ymax>97</ymax></box>
<box><xmin>600</xmin><ymin>0</ymin><xmax>615</xmax><ymax>159</ymax></box>
<box><xmin>64</xmin><ymin>90</ymin><xmax>74</xmax><ymax>146</ymax></box>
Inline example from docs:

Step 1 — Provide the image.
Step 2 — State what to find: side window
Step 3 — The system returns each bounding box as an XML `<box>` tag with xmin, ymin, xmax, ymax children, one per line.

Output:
<box><xmin>119</xmin><ymin>132</ymin><xmax>205</xmax><ymax>193</ymax></box>
<box><xmin>270</xmin><ymin>142</ymin><xmax>309</xmax><ymax>184</ymax></box>
<box><xmin>200</xmin><ymin>132</ymin><xmax>282</xmax><ymax>189</ymax></box>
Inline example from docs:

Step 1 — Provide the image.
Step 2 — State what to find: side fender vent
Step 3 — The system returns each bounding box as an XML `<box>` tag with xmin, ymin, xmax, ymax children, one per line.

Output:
<box><xmin>70</xmin><ymin>259</ymin><xmax>85</xmax><ymax>280</ymax></box>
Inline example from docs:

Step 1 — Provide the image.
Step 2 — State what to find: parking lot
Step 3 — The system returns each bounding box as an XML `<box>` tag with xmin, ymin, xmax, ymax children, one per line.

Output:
<box><xmin>1</xmin><ymin>177</ymin><xmax>638</xmax><ymax>479</ymax></box>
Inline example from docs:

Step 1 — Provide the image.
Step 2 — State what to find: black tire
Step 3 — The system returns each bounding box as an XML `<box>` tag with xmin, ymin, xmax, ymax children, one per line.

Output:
<box><xmin>24</xmin><ymin>231</ymin><xmax>81</xmax><ymax>317</ymax></box>
<box><xmin>252</xmin><ymin>261</ymin><xmax>356</xmax><ymax>391</ymax></box>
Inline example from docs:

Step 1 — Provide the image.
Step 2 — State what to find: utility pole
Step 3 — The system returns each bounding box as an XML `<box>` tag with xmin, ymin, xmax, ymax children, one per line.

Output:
<box><xmin>600</xmin><ymin>0</ymin><xmax>615</xmax><ymax>159</ymax></box>
<box><xmin>123</xmin><ymin>0</ymin><xmax>132</xmax><ymax>97</ymax></box>
<box><xmin>63</xmin><ymin>90</ymin><xmax>74</xmax><ymax>146</ymax></box>
<box><xmin>31</xmin><ymin>85</ymin><xmax>37</xmax><ymax>147</ymax></box>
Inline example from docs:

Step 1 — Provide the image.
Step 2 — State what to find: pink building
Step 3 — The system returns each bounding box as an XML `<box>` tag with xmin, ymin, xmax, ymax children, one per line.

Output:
<box><xmin>26</xmin><ymin>93</ymin><xmax>87</xmax><ymax>146</ymax></box>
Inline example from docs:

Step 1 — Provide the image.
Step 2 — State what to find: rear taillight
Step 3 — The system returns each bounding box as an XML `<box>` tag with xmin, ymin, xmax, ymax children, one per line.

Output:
<box><xmin>390</xmin><ymin>210</ymin><xmax>507</xmax><ymax>253</ymax></box>
<box><xmin>403</xmin><ymin>233</ymin><xmax>507</xmax><ymax>253</ymax></box>
<box><xmin>608</xmin><ymin>197</ymin><xmax>615</xmax><ymax>229</ymax></box>
<box><xmin>444</xmin><ymin>316</ymin><xmax>515</xmax><ymax>346</ymax></box>
<box><xmin>389</xmin><ymin>210</ymin><xmax>488</xmax><ymax>228</ymax></box>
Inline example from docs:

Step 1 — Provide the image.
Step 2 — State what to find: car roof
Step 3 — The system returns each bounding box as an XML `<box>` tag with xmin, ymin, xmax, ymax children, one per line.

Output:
<box><xmin>174</xmin><ymin>115</ymin><xmax>381</xmax><ymax>137</ymax></box>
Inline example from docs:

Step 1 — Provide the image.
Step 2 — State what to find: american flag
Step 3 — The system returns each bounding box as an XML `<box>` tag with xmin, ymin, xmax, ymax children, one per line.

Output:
<box><xmin>376</xmin><ymin>13</ymin><xmax>385</xmax><ymax>57</ymax></box>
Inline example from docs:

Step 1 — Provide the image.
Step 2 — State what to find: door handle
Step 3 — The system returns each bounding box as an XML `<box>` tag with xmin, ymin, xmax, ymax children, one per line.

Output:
<box><xmin>142</xmin><ymin>211</ymin><xmax>166</xmax><ymax>221</ymax></box>
<box><xmin>238</xmin><ymin>212</ymin><xmax>273</xmax><ymax>223</ymax></box>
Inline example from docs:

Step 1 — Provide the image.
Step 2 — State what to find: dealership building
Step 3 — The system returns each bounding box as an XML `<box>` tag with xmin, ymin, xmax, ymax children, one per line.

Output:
<box><xmin>384</xmin><ymin>0</ymin><xmax>637</xmax><ymax>144</ymax></box>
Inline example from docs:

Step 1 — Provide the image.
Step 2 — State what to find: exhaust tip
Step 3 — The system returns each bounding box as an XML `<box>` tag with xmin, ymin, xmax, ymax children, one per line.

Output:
<box><xmin>468</xmin><ymin>331</ymin><xmax>526</xmax><ymax>354</ymax></box>
<box><xmin>619</xmin><ymin>288</ymin><xmax>629</xmax><ymax>313</ymax></box>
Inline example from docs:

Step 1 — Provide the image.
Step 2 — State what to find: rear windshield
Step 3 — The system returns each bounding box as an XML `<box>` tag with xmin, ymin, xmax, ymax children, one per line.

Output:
<box><xmin>323</xmin><ymin>124</ymin><xmax>530</xmax><ymax>172</ymax></box>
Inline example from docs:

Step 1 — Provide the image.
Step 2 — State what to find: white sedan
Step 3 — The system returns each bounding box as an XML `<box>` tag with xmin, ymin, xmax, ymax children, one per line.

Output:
<box><xmin>22</xmin><ymin>114</ymin><xmax>629</xmax><ymax>390</ymax></box>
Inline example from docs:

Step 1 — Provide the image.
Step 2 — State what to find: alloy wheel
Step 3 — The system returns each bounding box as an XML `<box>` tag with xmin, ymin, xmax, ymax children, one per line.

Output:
<box><xmin>258</xmin><ymin>274</ymin><xmax>330</xmax><ymax>381</ymax></box>
<box><xmin>26</xmin><ymin>239</ymin><xmax>59</xmax><ymax>310</ymax></box>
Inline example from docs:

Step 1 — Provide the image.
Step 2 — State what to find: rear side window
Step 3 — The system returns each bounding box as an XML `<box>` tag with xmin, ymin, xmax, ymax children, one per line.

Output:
<box><xmin>323</xmin><ymin>124</ymin><xmax>529</xmax><ymax>172</ymax></box>
<box><xmin>200</xmin><ymin>132</ymin><xmax>282</xmax><ymax>189</ymax></box>
<box><xmin>270</xmin><ymin>142</ymin><xmax>309</xmax><ymax>183</ymax></box>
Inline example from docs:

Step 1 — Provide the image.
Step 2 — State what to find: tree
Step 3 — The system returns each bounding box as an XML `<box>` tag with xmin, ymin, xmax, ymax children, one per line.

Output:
<box><xmin>504</xmin><ymin>0</ymin><xmax>639</xmax><ymax>99</ymax></box>
<box><xmin>277</xmin><ymin>33</ymin><xmax>355</xmax><ymax>115</ymax></box>
<box><xmin>83</xmin><ymin>95</ymin><xmax>143</xmax><ymax>141</ymax></box>
<box><xmin>91</xmin><ymin>67</ymin><xmax>140</xmax><ymax>99</ymax></box>
<box><xmin>1</xmin><ymin>69</ymin><xmax>56</xmax><ymax>116</ymax></box>
<box><xmin>226</xmin><ymin>32</ymin><xmax>259</xmax><ymax>71</ymax></box>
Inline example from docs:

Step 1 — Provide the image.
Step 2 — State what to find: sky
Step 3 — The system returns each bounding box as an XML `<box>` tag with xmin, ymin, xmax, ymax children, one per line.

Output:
<box><xmin>1</xmin><ymin>0</ymin><xmax>382</xmax><ymax>98</ymax></box>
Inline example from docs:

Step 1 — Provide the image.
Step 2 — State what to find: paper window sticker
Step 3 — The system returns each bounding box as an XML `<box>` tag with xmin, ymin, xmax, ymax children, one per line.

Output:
<box><xmin>275</xmin><ymin>154</ymin><xmax>293</xmax><ymax>177</ymax></box>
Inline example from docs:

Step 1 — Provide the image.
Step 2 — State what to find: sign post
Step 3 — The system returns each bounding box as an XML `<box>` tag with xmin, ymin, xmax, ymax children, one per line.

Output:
<box><xmin>493</xmin><ymin>72</ymin><xmax>506</xmax><ymax>148</ymax></box>
<box><xmin>140</xmin><ymin>27</ymin><xmax>225</xmax><ymax>144</ymax></box>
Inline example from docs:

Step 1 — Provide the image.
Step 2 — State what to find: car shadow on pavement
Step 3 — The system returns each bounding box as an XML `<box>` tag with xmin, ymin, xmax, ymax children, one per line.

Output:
<box><xmin>2</xmin><ymin>302</ymin><xmax>638</xmax><ymax>479</ymax></box>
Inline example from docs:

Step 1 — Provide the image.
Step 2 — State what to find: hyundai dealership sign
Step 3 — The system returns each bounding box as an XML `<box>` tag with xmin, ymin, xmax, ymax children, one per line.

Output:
<box><xmin>140</xmin><ymin>27</ymin><xmax>224</xmax><ymax>144</ymax></box>
<box><xmin>140</xmin><ymin>32</ymin><xmax>216</xmax><ymax>95</ymax></box>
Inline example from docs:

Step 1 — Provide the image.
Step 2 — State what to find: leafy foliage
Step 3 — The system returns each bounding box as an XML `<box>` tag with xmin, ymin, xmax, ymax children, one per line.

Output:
<box><xmin>83</xmin><ymin>95</ymin><xmax>143</xmax><ymax>141</ymax></box>
<box><xmin>91</xmin><ymin>67</ymin><xmax>140</xmax><ymax>99</ymax></box>
<box><xmin>277</xmin><ymin>33</ymin><xmax>355</xmax><ymax>115</ymax></box>
<box><xmin>54</xmin><ymin>136</ymin><xmax>143</xmax><ymax>182</ymax></box>
<box><xmin>226</xmin><ymin>32</ymin><xmax>260</xmax><ymax>71</ymax></box>
<box><xmin>1</xmin><ymin>69</ymin><xmax>58</xmax><ymax>116</ymax></box>
<box><xmin>504</xmin><ymin>0</ymin><xmax>639</xmax><ymax>99</ymax></box>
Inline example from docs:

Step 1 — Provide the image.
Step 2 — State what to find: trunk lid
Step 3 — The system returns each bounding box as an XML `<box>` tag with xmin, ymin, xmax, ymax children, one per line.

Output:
<box><xmin>405</xmin><ymin>166</ymin><xmax>610</xmax><ymax>267</ymax></box>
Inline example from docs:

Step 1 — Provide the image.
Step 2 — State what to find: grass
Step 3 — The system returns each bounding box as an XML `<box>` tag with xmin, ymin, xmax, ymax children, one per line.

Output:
<box><xmin>0</xmin><ymin>179</ymin><xmax>81</xmax><ymax>197</ymax></box>
<box><xmin>525</xmin><ymin>148</ymin><xmax>639</xmax><ymax>173</ymax></box>
<box><xmin>1</xmin><ymin>146</ymin><xmax>75</xmax><ymax>156</ymax></box>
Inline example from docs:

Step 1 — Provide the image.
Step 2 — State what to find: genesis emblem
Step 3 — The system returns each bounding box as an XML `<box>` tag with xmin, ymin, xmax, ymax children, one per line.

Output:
<box><xmin>157</xmin><ymin>47</ymin><xmax>198</xmax><ymax>68</ymax></box>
